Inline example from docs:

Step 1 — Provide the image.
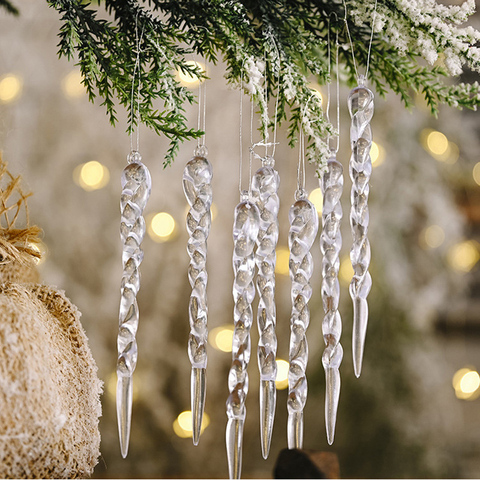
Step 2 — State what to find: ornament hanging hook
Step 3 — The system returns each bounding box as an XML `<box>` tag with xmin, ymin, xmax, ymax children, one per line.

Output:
<box><xmin>130</xmin><ymin>10</ymin><xmax>146</xmax><ymax>153</ymax></box>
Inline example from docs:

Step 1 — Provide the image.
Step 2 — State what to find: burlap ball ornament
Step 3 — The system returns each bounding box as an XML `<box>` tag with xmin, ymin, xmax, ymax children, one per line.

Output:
<box><xmin>0</xmin><ymin>159</ymin><xmax>102</xmax><ymax>478</ymax></box>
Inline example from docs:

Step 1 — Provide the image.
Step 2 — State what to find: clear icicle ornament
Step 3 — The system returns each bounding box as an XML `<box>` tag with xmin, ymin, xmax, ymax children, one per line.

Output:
<box><xmin>287</xmin><ymin>188</ymin><xmax>319</xmax><ymax>449</ymax></box>
<box><xmin>251</xmin><ymin>155</ymin><xmax>280</xmax><ymax>459</ymax></box>
<box><xmin>226</xmin><ymin>191</ymin><xmax>260</xmax><ymax>479</ymax></box>
<box><xmin>348</xmin><ymin>74</ymin><xmax>374</xmax><ymax>378</ymax></box>
<box><xmin>117</xmin><ymin>150</ymin><xmax>151</xmax><ymax>458</ymax></box>
<box><xmin>183</xmin><ymin>144</ymin><xmax>213</xmax><ymax>446</ymax></box>
<box><xmin>320</xmin><ymin>149</ymin><xmax>344</xmax><ymax>445</ymax></box>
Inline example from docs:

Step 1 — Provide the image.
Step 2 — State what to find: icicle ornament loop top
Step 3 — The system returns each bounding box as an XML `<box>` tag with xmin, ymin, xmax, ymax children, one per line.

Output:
<box><xmin>286</xmin><ymin>193</ymin><xmax>319</xmax><ymax>450</ymax></box>
<box><xmin>252</xmin><ymin>154</ymin><xmax>280</xmax><ymax>459</ymax></box>
<box><xmin>348</xmin><ymin>78</ymin><xmax>374</xmax><ymax>379</ymax></box>
<box><xmin>117</xmin><ymin>151</ymin><xmax>151</xmax><ymax>458</ymax></box>
<box><xmin>183</xmin><ymin>147</ymin><xmax>213</xmax><ymax>445</ymax></box>
<box><xmin>226</xmin><ymin>197</ymin><xmax>260</xmax><ymax>479</ymax></box>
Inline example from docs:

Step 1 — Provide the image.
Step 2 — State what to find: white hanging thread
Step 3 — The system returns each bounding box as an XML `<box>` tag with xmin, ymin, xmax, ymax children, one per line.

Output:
<box><xmin>183</xmin><ymin>64</ymin><xmax>213</xmax><ymax>445</ymax></box>
<box><xmin>286</xmin><ymin>104</ymin><xmax>319</xmax><ymax>449</ymax></box>
<box><xmin>251</xmin><ymin>34</ymin><xmax>281</xmax><ymax>459</ymax></box>
<box><xmin>116</xmin><ymin>11</ymin><xmax>151</xmax><ymax>459</ymax></box>
<box><xmin>344</xmin><ymin>0</ymin><xmax>377</xmax><ymax>377</ymax></box>
<box><xmin>320</xmin><ymin>22</ymin><xmax>344</xmax><ymax>445</ymax></box>
<box><xmin>226</xmin><ymin>73</ymin><xmax>260</xmax><ymax>480</ymax></box>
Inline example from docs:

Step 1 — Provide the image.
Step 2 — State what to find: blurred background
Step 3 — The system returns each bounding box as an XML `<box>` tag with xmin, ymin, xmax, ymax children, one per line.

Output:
<box><xmin>1</xmin><ymin>1</ymin><xmax>480</xmax><ymax>478</ymax></box>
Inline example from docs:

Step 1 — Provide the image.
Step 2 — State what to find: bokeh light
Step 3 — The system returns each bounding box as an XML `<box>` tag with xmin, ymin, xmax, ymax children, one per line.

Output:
<box><xmin>62</xmin><ymin>70</ymin><xmax>86</xmax><ymax>99</ymax></box>
<box><xmin>421</xmin><ymin>129</ymin><xmax>458</xmax><ymax>163</ymax></box>
<box><xmin>148</xmin><ymin>212</ymin><xmax>176</xmax><ymax>242</ymax></box>
<box><xmin>308</xmin><ymin>188</ymin><xmax>323</xmax><ymax>215</ymax></box>
<box><xmin>0</xmin><ymin>74</ymin><xmax>22</xmax><ymax>103</ymax></box>
<box><xmin>178</xmin><ymin>61</ymin><xmax>205</xmax><ymax>87</ymax></box>
<box><xmin>275</xmin><ymin>359</ymin><xmax>289</xmax><ymax>390</ymax></box>
<box><xmin>275</xmin><ymin>247</ymin><xmax>290</xmax><ymax>276</ymax></box>
<box><xmin>447</xmin><ymin>241</ymin><xmax>480</xmax><ymax>273</ymax></box>
<box><xmin>453</xmin><ymin>367</ymin><xmax>480</xmax><ymax>401</ymax></box>
<box><xmin>426</xmin><ymin>130</ymin><xmax>449</xmax><ymax>156</ymax></box>
<box><xmin>308</xmin><ymin>84</ymin><xmax>324</xmax><ymax>106</ymax></box>
<box><xmin>473</xmin><ymin>162</ymin><xmax>480</xmax><ymax>187</ymax></box>
<box><xmin>73</xmin><ymin>161</ymin><xmax>110</xmax><ymax>191</ymax></box>
<box><xmin>209</xmin><ymin>325</ymin><xmax>234</xmax><ymax>352</ymax></box>
<box><xmin>339</xmin><ymin>255</ymin><xmax>354</xmax><ymax>285</ymax></box>
<box><xmin>173</xmin><ymin>410</ymin><xmax>210</xmax><ymax>438</ymax></box>
<box><xmin>420</xmin><ymin>225</ymin><xmax>445</xmax><ymax>250</ymax></box>
<box><xmin>371</xmin><ymin>141</ymin><xmax>385</xmax><ymax>167</ymax></box>
<box><xmin>28</xmin><ymin>241</ymin><xmax>48</xmax><ymax>266</ymax></box>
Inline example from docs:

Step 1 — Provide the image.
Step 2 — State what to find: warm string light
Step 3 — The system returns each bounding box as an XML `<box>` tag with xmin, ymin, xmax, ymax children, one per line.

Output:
<box><xmin>0</xmin><ymin>73</ymin><xmax>22</xmax><ymax>103</ymax></box>
<box><xmin>73</xmin><ymin>161</ymin><xmax>110</xmax><ymax>191</ymax></box>
<box><xmin>421</xmin><ymin>128</ymin><xmax>459</xmax><ymax>164</ymax></box>
<box><xmin>453</xmin><ymin>367</ymin><xmax>480</xmax><ymax>401</ymax></box>
<box><xmin>173</xmin><ymin>411</ymin><xmax>211</xmax><ymax>438</ymax></box>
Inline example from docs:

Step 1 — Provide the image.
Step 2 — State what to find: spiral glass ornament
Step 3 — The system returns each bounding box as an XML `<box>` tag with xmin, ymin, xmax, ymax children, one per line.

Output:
<box><xmin>348</xmin><ymin>74</ymin><xmax>374</xmax><ymax>378</ymax></box>
<box><xmin>117</xmin><ymin>150</ymin><xmax>151</xmax><ymax>458</ymax></box>
<box><xmin>226</xmin><ymin>192</ymin><xmax>260</xmax><ymax>480</ymax></box>
<box><xmin>251</xmin><ymin>156</ymin><xmax>280</xmax><ymax>459</ymax></box>
<box><xmin>320</xmin><ymin>150</ymin><xmax>344</xmax><ymax>445</ymax></box>
<box><xmin>183</xmin><ymin>145</ymin><xmax>213</xmax><ymax>446</ymax></box>
<box><xmin>287</xmin><ymin>189</ymin><xmax>319</xmax><ymax>449</ymax></box>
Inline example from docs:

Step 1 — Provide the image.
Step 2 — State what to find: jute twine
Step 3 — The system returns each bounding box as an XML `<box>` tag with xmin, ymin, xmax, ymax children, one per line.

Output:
<box><xmin>0</xmin><ymin>157</ymin><xmax>102</xmax><ymax>478</ymax></box>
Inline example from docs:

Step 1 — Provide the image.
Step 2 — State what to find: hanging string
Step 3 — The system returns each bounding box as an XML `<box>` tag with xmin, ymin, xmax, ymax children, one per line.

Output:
<box><xmin>365</xmin><ymin>0</ymin><xmax>379</xmax><ymax>80</ymax></box>
<box><xmin>130</xmin><ymin>11</ymin><xmax>145</xmax><ymax>153</ymax></box>
<box><xmin>343</xmin><ymin>0</ymin><xmax>378</xmax><ymax>82</ymax></box>
<box><xmin>326</xmin><ymin>18</ymin><xmax>340</xmax><ymax>153</ymax></box>
<box><xmin>296</xmin><ymin>124</ymin><xmax>306</xmax><ymax>193</ymax></box>
<box><xmin>239</xmin><ymin>67</ymin><xmax>244</xmax><ymax>196</ymax></box>
<box><xmin>249</xmin><ymin>96</ymin><xmax>254</xmax><ymax>195</ymax></box>
<box><xmin>197</xmin><ymin>63</ymin><xmax>207</xmax><ymax>149</ymax></box>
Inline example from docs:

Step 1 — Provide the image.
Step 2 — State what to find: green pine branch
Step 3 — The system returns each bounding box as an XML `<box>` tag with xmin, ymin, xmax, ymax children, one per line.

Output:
<box><xmin>44</xmin><ymin>0</ymin><xmax>480</xmax><ymax>169</ymax></box>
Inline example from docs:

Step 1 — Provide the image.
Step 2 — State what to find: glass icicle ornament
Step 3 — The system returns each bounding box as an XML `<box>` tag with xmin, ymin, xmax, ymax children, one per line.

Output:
<box><xmin>251</xmin><ymin>155</ymin><xmax>280</xmax><ymax>459</ymax></box>
<box><xmin>287</xmin><ymin>188</ymin><xmax>319</xmax><ymax>449</ymax></box>
<box><xmin>226</xmin><ymin>191</ymin><xmax>260</xmax><ymax>480</ymax></box>
<box><xmin>348</xmin><ymin>74</ymin><xmax>374</xmax><ymax>378</ymax></box>
<box><xmin>183</xmin><ymin>145</ymin><xmax>213</xmax><ymax>445</ymax></box>
<box><xmin>320</xmin><ymin>149</ymin><xmax>344</xmax><ymax>445</ymax></box>
<box><xmin>117</xmin><ymin>150</ymin><xmax>151</xmax><ymax>458</ymax></box>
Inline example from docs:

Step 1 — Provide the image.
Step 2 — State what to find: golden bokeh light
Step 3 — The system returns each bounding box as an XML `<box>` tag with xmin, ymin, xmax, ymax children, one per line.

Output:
<box><xmin>210</xmin><ymin>325</ymin><xmax>234</xmax><ymax>352</ymax></box>
<box><xmin>275</xmin><ymin>247</ymin><xmax>290</xmax><ymax>276</ymax></box>
<box><xmin>62</xmin><ymin>70</ymin><xmax>86</xmax><ymax>99</ymax></box>
<box><xmin>447</xmin><ymin>241</ymin><xmax>480</xmax><ymax>273</ymax></box>
<box><xmin>426</xmin><ymin>130</ymin><xmax>449</xmax><ymax>156</ymax></box>
<box><xmin>473</xmin><ymin>162</ymin><xmax>480</xmax><ymax>187</ymax></box>
<box><xmin>308</xmin><ymin>188</ymin><xmax>323</xmax><ymax>216</ymax></box>
<box><xmin>308</xmin><ymin>84</ymin><xmax>324</xmax><ymax>106</ymax></box>
<box><xmin>371</xmin><ymin>141</ymin><xmax>385</xmax><ymax>167</ymax></box>
<box><xmin>178</xmin><ymin>61</ymin><xmax>205</xmax><ymax>87</ymax></box>
<box><xmin>339</xmin><ymin>255</ymin><xmax>354</xmax><ymax>285</ymax></box>
<box><xmin>148</xmin><ymin>212</ymin><xmax>176</xmax><ymax>242</ymax></box>
<box><xmin>421</xmin><ymin>129</ymin><xmax>458</xmax><ymax>163</ymax></box>
<box><xmin>106</xmin><ymin>371</ymin><xmax>140</xmax><ymax>402</ymax></box>
<box><xmin>74</xmin><ymin>161</ymin><xmax>110</xmax><ymax>191</ymax></box>
<box><xmin>28</xmin><ymin>241</ymin><xmax>48</xmax><ymax>266</ymax></box>
<box><xmin>420</xmin><ymin>225</ymin><xmax>445</xmax><ymax>250</ymax></box>
<box><xmin>0</xmin><ymin>74</ymin><xmax>22</xmax><ymax>103</ymax></box>
<box><xmin>275</xmin><ymin>359</ymin><xmax>289</xmax><ymax>390</ymax></box>
<box><xmin>173</xmin><ymin>410</ymin><xmax>210</xmax><ymax>438</ymax></box>
<box><xmin>453</xmin><ymin>368</ymin><xmax>480</xmax><ymax>401</ymax></box>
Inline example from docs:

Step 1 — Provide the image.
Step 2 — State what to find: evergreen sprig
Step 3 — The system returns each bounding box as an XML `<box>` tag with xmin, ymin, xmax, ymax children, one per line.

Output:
<box><xmin>38</xmin><ymin>1</ymin><xmax>480</xmax><ymax>168</ymax></box>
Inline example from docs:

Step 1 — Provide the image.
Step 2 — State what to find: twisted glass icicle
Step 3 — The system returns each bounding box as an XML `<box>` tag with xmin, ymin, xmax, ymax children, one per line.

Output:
<box><xmin>117</xmin><ymin>150</ymin><xmax>151</xmax><ymax>458</ymax></box>
<box><xmin>226</xmin><ymin>192</ymin><xmax>260</xmax><ymax>480</ymax></box>
<box><xmin>251</xmin><ymin>156</ymin><xmax>280</xmax><ymax>460</ymax></box>
<box><xmin>348</xmin><ymin>75</ymin><xmax>374</xmax><ymax>378</ymax></box>
<box><xmin>287</xmin><ymin>189</ymin><xmax>319</xmax><ymax>450</ymax></box>
<box><xmin>320</xmin><ymin>150</ymin><xmax>344</xmax><ymax>445</ymax></box>
<box><xmin>183</xmin><ymin>146</ymin><xmax>213</xmax><ymax>446</ymax></box>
